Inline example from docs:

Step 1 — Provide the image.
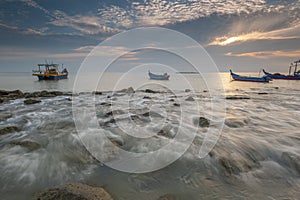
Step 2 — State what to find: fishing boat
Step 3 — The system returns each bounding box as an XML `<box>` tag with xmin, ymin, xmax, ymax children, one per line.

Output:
<box><xmin>148</xmin><ymin>70</ymin><xmax>170</xmax><ymax>80</ymax></box>
<box><xmin>263</xmin><ymin>60</ymin><xmax>300</xmax><ymax>80</ymax></box>
<box><xmin>230</xmin><ymin>70</ymin><xmax>271</xmax><ymax>83</ymax></box>
<box><xmin>32</xmin><ymin>63</ymin><xmax>68</xmax><ymax>80</ymax></box>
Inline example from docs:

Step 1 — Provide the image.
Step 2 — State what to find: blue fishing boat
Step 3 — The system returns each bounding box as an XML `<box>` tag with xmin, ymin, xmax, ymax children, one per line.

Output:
<box><xmin>32</xmin><ymin>63</ymin><xmax>68</xmax><ymax>80</ymax></box>
<box><xmin>263</xmin><ymin>60</ymin><xmax>300</xmax><ymax>80</ymax></box>
<box><xmin>148</xmin><ymin>70</ymin><xmax>170</xmax><ymax>80</ymax></box>
<box><xmin>230</xmin><ymin>70</ymin><xmax>271</xmax><ymax>83</ymax></box>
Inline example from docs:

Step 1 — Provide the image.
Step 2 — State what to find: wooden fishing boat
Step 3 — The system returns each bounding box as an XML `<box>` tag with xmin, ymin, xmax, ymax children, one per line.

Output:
<box><xmin>148</xmin><ymin>70</ymin><xmax>170</xmax><ymax>80</ymax></box>
<box><xmin>230</xmin><ymin>70</ymin><xmax>271</xmax><ymax>83</ymax></box>
<box><xmin>32</xmin><ymin>63</ymin><xmax>68</xmax><ymax>80</ymax></box>
<box><xmin>263</xmin><ymin>60</ymin><xmax>300</xmax><ymax>80</ymax></box>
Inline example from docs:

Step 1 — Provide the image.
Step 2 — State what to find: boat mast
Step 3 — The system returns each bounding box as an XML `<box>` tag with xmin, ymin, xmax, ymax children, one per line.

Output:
<box><xmin>294</xmin><ymin>60</ymin><xmax>300</xmax><ymax>75</ymax></box>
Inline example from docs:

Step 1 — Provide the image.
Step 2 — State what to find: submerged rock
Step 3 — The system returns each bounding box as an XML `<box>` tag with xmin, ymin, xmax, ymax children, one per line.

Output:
<box><xmin>185</xmin><ymin>96</ymin><xmax>195</xmax><ymax>101</ymax></box>
<box><xmin>10</xmin><ymin>140</ymin><xmax>41</xmax><ymax>151</ymax></box>
<box><xmin>193</xmin><ymin>117</ymin><xmax>210</xmax><ymax>128</ymax></box>
<box><xmin>0</xmin><ymin>126</ymin><xmax>19</xmax><ymax>135</ymax></box>
<box><xmin>24</xmin><ymin>99</ymin><xmax>42</xmax><ymax>105</ymax></box>
<box><xmin>34</xmin><ymin>183</ymin><xmax>114</xmax><ymax>200</ymax></box>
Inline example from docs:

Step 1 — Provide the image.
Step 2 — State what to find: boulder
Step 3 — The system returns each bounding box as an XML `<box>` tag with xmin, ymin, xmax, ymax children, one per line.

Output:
<box><xmin>24</xmin><ymin>99</ymin><xmax>41</xmax><ymax>105</ymax></box>
<box><xmin>126</xmin><ymin>87</ymin><xmax>135</xmax><ymax>94</ymax></box>
<box><xmin>193</xmin><ymin>117</ymin><xmax>210</xmax><ymax>128</ymax></box>
<box><xmin>34</xmin><ymin>183</ymin><xmax>114</xmax><ymax>200</ymax></box>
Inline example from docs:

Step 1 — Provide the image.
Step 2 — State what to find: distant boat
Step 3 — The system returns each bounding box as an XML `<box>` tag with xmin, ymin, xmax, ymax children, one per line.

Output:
<box><xmin>263</xmin><ymin>60</ymin><xmax>300</xmax><ymax>80</ymax></box>
<box><xmin>32</xmin><ymin>63</ymin><xmax>68</xmax><ymax>80</ymax></box>
<box><xmin>230</xmin><ymin>70</ymin><xmax>271</xmax><ymax>83</ymax></box>
<box><xmin>148</xmin><ymin>70</ymin><xmax>170</xmax><ymax>80</ymax></box>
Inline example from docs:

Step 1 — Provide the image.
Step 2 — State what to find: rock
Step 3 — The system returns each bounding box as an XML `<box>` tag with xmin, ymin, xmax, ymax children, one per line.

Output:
<box><xmin>0</xmin><ymin>113</ymin><xmax>13</xmax><ymax>121</ymax></box>
<box><xmin>226</xmin><ymin>95</ymin><xmax>250</xmax><ymax>100</ymax></box>
<box><xmin>173</xmin><ymin>103</ymin><xmax>180</xmax><ymax>107</ymax></box>
<box><xmin>185</xmin><ymin>96</ymin><xmax>195</xmax><ymax>101</ymax></box>
<box><xmin>126</xmin><ymin>87</ymin><xmax>135</xmax><ymax>94</ymax></box>
<box><xmin>93</xmin><ymin>91</ymin><xmax>103</xmax><ymax>95</ymax></box>
<box><xmin>0</xmin><ymin>90</ymin><xmax>9</xmax><ymax>96</ymax></box>
<box><xmin>0</xmin><ymin>126</ymin><xmax>19</xmax><ymax>135</ymax></box>
<box><xmin>274</xmin><ymin>87</ymin><xmax>279</xmax><ymax>89</ymax></box>
<box><xmin>145</xmin><ymin>89</ymin><xmax>159</xmax><ymax>93</ymax></box>
<box><xmin>0</xmin><ymin>98</ymin><xmax>3</xmax><ymax>103</ymax></box>
<box><xmin>24</xmin><ymin>99</ymin><xmax>42</xmax><ymax>105</ymax></box>
<box><xmin>10</xmin><ymin>140</ymin><xmax>41</xmax><ymax>151</ymax></box>
<box><xmin>143</xmin><ymin>96</ymin><xmax>151</xmax><ymax>99</ymax></box>
<box><xmin>185</xmin><ymin>89</ymin><xmax>191</xmax><ymax>92</ymax></box>
<box><xmin>203</xmin><ymin>90</ymin><xmax>208</xmax><ymax>93</ymax></box>
<box><xmin>105</xmin><ymin>110</ymin><xmax>125</xmax><ymax>117</ymax></box>
<box><xmin>169</xmin><ymin>99</ymin><xmax>175</xmax><ymax>102</ymax></box>
<box><xmin>193</xmin><ymin>117</ymin><xmax>210</xmax><ymax>128</ymax></box>
<box><xmin>34</xmin><ymin>183</ymin><xmax>114</xmax><ymax>200</ymax></box>
<box><xmin>258</xmin><ymin>92</ymin><xmax>268</xmax><ymax>95</ymax></box>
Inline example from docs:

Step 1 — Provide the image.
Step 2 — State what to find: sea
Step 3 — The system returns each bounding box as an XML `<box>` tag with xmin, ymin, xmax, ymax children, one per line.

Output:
<box><xmin>0</xmin><ymin>72</ymin><xmax>299</xmax><ymax>199</ymax></box>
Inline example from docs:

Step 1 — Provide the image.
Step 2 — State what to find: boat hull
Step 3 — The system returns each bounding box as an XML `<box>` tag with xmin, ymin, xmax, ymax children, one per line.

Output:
<box><xmin>33</xmin><ymin>74</ymin><xmax>68</xmax><ymax>80</ymax></box>
<box><xmin>148</xmin><ymin>72</ymin><xmax>170</xmax><ymax>80</ymax></box>
<box><xmin>230</xmin><ymin>70</ymin><xmax>270</xmax><ymax>83</ymax></box>
<box><xmin>263</xmin><ymin>70</ymin><xmax>300</xmax><ymax>80</ymax></box>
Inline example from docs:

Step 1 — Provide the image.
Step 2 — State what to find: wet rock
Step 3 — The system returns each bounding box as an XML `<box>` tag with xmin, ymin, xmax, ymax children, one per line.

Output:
<box><xmin>92</xmin><ymin>91</ymin><xmax>103</xmax><ymax>95</ymax></box>
<box><xmin>226</xmin><ymin>95</ymin><xmax>250</xmax><ymax>100</ymax></box>
<box><xmin>185</xmin><ymin>96</ymin><xmax>195</xmax><ymax>101</ymax></box>
<box><xmin>193</xmin><ymin>117</ymin><xmax>210</xmax><ymax>128</ymax></box>
<box><xmin>0</xmin><ymin>90</ymin><xmax>9</xmax><ymax>96</ymax></box>
<box><xmin>24</xmin><ymin>99</ymin><xmax>42</xmax><ymax>105</ymax></box>
<box><xmin>34</xmin><ymin>183</ymin><xmax>114</xmax><ymax>200</ymax></box>
<box><xmin>126</xmin><ymin>87</ymin><xmax>135</xmax><ymax>94</ymax></box>
<box><xmin>185</xmin><ymin>89</ymin><xmax>191</xmax><ymax>92</ymax></box>
<box><xmin>0</xmin><ymin>113</ymin><xmax>13</xmax><ymax>121</ymax></box>
<box><xmin>0</xmin><ymin>126</ymin><xmax>19</xmax><ymax>135</ymax></box>
<box><xmin>105</xmin><ymin>110</ymin><xmax>125</xmax><ymax>117</ymax></box>
<box><xmin>145</xmin><ymin>89</ymin><xmax>159</xmax><ymax>93</ymax></box>
<box><xmin>143</xmin><ymin>96</ymin><xmax>151</xmax><ymax>99</ymax></box>
<box><xmin>173</xmin><ymin>103</ymin><xmax>180</xmax><ymax>107</ymax></box>
<box><xmin>10</xmin><ymin>140</ymin><xmax>41</xmax><ymax>151</ymax></box>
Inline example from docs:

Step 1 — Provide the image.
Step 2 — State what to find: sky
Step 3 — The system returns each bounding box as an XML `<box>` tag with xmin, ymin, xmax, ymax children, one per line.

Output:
<box><xmin>0</xmin><ymin>0</ymin><xmax>299</xmax><ymax>72</ymax></box>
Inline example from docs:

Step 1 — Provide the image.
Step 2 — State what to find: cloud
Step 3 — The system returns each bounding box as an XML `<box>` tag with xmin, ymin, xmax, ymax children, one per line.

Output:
<box><xmin>226</xmin><ymin>50</ymin><xmax>300</xmax><ymax>59</ymax></box>
<box><xmin>209</xmin><ymin>28</ymin><xmax>300</xmax><ymax>46</ymax></box>
<box><xmin>98</xmin><ymin>0</ymin><xmax>268</xmax><ymax>28</ymax></box>
<box><xmin>50</xmin><ymin>10</ymin><xmax>118</xmax><ymax>34</ymax></box>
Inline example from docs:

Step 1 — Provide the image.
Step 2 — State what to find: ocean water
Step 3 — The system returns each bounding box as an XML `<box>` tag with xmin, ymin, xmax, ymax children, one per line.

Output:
<box><xmin>0</xmin><ymin>72</ymin><xmax>300</xmax><ymax>199</ymax></box>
